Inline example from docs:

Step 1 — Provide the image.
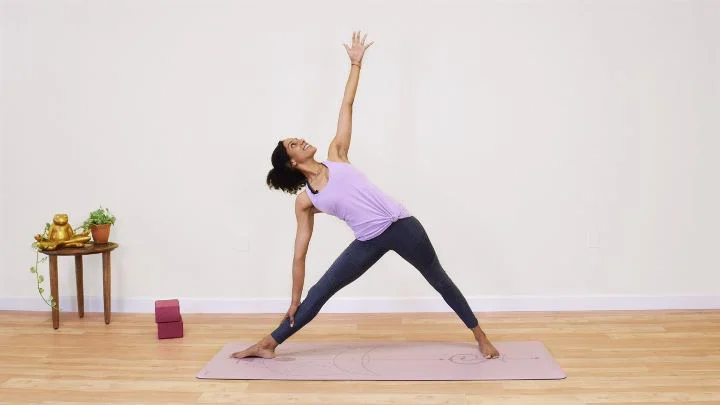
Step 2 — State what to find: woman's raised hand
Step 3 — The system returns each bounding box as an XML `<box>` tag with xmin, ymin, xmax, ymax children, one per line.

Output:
<box><xmin>343</xmin><ymin>31</ymin><xmax>373</xmax><ymax>65</ymax></box>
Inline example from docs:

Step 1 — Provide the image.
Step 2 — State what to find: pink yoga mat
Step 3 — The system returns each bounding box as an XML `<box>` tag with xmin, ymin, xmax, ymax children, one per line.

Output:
<box><xmin>196</xmin><ymin>341</ymin><xmax>565</xmax><ymax>381</ymax></box>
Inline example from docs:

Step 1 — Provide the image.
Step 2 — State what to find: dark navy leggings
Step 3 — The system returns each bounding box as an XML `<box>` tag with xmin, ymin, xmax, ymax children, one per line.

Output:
<box><xmin>270</xmin><ymin>216</ymin><xmax>479</xmax><ymax>344</ymax></box>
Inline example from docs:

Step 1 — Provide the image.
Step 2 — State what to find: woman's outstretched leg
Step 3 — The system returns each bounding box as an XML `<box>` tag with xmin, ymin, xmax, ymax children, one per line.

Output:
<box><xmin>389</xmin><ymin>217</ymin><xmax>500</xmax><ymax>359</ymax></box>
<box><xmin>232</xmin><ymin>239</ymin><xmax>387</xmax><ymax>359</ymax></box>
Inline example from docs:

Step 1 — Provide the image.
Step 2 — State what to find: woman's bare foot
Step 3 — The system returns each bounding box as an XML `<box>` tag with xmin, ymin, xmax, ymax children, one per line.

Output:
<box><xmin>472</xmin><ymin>325</ymin><xmax>500</xmax><ymax>359</ymax></box>
<box><xmin>477</xmin><ymin>336</ymin><xmax>500</xmax><ymax>359</ymax></box>
<box><xmin>230</xmin><ymin>335</ymin><xmax>278</xmax><ymax>359</ymax></box>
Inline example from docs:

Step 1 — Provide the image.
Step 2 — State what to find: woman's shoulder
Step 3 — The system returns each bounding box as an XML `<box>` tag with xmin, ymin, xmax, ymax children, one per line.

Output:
<box><xmin>324</xmin><ymin>158</ymin><xmax>366</xmax><ymax>179</ymax></box>
<box><xmin>324</xmin><ymin>157</ymin><xmax>351</xmax><ymax>165</ymax></box>
<box><xmin>323</xmin><ymin>158</ymin><xmax>353</xmax><ymax>172</ymax></box>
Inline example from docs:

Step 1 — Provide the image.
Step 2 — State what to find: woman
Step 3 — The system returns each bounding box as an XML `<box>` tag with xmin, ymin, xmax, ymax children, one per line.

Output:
<box><xmin>232</xmin><ymin>31</ymin><xmax>500</xmax><ymax>360</ymax></box>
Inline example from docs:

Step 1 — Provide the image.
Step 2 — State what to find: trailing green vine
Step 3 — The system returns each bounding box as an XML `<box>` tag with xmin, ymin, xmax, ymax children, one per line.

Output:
<box><xmin>30</xmin><ymin>222</ymin><xmax>57</xmax><ymax>309</ymax></box>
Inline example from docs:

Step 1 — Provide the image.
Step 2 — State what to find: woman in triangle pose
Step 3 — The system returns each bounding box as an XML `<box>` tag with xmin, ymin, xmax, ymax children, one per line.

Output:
<box><xmin>233</xmin><ymin>31</ymin><xmax>499</xmax><ymax>360</ymax></box>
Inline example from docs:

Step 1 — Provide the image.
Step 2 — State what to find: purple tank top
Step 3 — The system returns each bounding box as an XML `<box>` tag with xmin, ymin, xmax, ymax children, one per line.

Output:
<box><xmin>306</xmin><ymin>160</ymin><xmax>410</xmax><ymax>241</ymax></box>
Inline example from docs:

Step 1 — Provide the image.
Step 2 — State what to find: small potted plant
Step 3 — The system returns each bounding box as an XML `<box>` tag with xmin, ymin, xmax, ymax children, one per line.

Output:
<box><xmin>83</xmin><ymin>206</ymin><xmax>116</xmax><ymax>244</ymax></box>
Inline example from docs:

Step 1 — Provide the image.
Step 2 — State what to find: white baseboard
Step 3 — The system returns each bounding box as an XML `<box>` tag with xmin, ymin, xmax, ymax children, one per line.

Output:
<box><xmin>1</xmin><ymin>294</ymin><xmax>719</xmax><ymax>313</ymax></box>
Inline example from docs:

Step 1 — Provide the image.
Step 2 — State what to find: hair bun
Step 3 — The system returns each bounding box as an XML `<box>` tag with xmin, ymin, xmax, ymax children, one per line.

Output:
<box><xmin>267</xmin><ymin>141</ymin><xmax>306</xmax><ymax>194</ymax></box>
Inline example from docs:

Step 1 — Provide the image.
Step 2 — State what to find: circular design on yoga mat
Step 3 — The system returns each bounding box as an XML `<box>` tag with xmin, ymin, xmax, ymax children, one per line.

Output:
<box><xmin>449</xmin><ymin>353</ymin><xmax>486</xmax><ymax>365</ymax></box>
<box><xmin>331</xmin><ymin>344</ymin><xmax>380</xmax><ymax>376</ymax></box>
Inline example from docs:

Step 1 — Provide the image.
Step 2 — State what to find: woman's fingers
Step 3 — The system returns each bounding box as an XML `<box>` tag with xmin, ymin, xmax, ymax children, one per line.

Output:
<box><xmin>346</xmin><ymin>31</ymin><xmax>372</xmax><ymax>53</ymax></box>
<box><xmin>288</xmin><ymin>308</ymin><xmax>296</xmax><ymax>327</ymax></box>
<box><xmin>353</xmin><ymin>31</ymin><xmax>365</xmax><ymax>45</ymax></box>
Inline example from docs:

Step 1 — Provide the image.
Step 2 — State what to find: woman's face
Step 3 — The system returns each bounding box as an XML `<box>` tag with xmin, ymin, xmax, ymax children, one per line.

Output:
<box><xmin>283</xmin><ymin>138</ymin><xmax>317</xmax><ymax>167</ymax></box>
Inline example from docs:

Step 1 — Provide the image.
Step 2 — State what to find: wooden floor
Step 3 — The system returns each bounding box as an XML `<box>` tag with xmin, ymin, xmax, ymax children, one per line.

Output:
<box><xmin>1</xmin><ymin>310</ymin><xmax>719</xmax><ymax>404</ymax></box>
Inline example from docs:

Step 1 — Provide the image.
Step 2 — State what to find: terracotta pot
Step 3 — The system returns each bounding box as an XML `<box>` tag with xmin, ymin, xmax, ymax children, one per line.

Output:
<box><xmin>91</xmin><ymin>224</ymin><xmax>111</xmax><ymax>244</ymax></box>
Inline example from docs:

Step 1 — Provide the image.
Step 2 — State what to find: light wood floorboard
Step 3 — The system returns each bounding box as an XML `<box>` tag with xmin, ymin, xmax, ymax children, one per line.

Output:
<box><xmin>1</xmin><ymin>310</ymin><xmax>719</xmax><ymax>404</ymax></box>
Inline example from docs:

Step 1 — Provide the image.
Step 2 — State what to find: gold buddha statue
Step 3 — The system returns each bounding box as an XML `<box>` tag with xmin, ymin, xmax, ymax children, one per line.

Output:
<box><xmin>34</xmin><ymin>214</ymin><xmax>91</xmax><ymax>250</ymax></box>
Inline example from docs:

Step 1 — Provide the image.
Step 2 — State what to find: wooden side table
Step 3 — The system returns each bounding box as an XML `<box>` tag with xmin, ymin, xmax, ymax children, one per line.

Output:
<box><xmin>40</xmin><ymin>242</ymin><xmax>119</xmax><ymax>329</ymax></box>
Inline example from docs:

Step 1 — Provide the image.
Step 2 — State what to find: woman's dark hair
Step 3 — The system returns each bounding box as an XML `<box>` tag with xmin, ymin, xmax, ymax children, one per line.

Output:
<box><xmin>266</xmin><ymin>140</ymin><xmax>307</xmax><ymax>194</ymax></box>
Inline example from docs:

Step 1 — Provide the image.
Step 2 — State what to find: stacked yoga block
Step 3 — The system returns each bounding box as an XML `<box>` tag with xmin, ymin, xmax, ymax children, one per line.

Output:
<box><xmin>155</xmin><ymin>299</ymin><xmax>183</xmax><ymax>339</ymax></box>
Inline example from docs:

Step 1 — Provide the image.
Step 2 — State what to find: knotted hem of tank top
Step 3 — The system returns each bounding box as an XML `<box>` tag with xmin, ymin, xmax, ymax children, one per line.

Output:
<box><xmin>354</xmin><ymin>216</ymin><xmax>401</xmax><ymax>241</ymax></box>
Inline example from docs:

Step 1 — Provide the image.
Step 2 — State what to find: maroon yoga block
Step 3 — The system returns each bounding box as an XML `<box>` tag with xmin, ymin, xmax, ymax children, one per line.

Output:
<box><xmin>157</xmin><ymin>317</ymin><xmax>184</xmax><ymax>339</ymax></box>
<box><xmin>155</xmin><ymin>299</ymin><xmax>181</xmax><ymax>323</ymax></box>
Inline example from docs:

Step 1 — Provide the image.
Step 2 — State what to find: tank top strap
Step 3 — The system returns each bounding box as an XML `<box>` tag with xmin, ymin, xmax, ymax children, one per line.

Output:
<box><xmin>306</xmin><ymin>160</ymin><xmax>333</xmax><ymax>195</ymax></box>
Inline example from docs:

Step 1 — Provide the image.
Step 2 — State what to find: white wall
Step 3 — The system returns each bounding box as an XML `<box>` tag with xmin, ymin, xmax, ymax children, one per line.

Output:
<box><xmin>2</xmin><ymin>0</ymin><xmax>719</xmax><ymax>314</ymax></box>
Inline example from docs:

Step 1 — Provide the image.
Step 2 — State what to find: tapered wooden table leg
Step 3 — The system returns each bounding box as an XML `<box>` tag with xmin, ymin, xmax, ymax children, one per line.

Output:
<box><xmin>49</xmin><ymin>256</ymin><xmax>59</xmax><ymax>329</ymax></box>
<box><xmin>75</xmin><ymin>254</ymin><xmax>84</xmax><ymax>318</ymax></box>
<box><xmin>102</xmin><ymin>251</ymin><xmax>111</xmax><ymax>324</ymax></box>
